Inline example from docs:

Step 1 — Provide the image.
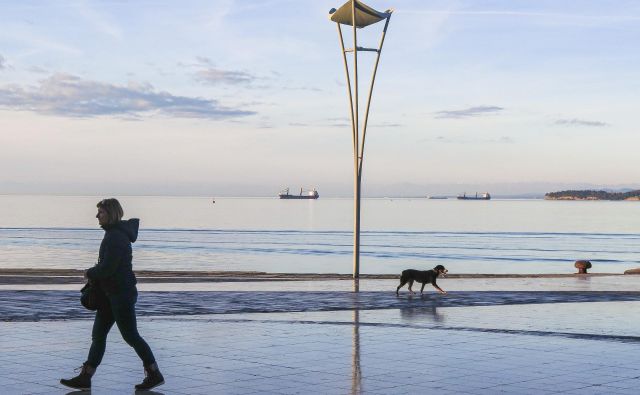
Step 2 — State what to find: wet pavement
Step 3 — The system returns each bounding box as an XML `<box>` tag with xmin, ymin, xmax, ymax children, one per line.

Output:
<box><xmin>4</xmin><ymin>290</ymin><xmax>640</xmax><ymax>322</ymax></box>
<box><xmin>3</xmin><ymin>274</ymin><xmax>640</xmax><ymax>292</ymax></box>
<box><xmin>2</xmin><ymin>278</ymin><xmax>640</xmax><ymax>394</ymax></box>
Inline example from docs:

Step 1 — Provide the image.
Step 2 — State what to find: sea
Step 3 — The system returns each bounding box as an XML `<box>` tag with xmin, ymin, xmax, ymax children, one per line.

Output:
<box><xmin>1</xmin><ymin>195</ymin><xmax>639</xmax><ymax>274</ymax></box>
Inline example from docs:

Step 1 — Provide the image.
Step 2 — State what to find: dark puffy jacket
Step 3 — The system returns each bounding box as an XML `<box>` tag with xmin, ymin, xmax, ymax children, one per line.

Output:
<box><xmin>86</xmin><ymin>219</ymin><xmax>139</xmax><ymax>295</ymax></box>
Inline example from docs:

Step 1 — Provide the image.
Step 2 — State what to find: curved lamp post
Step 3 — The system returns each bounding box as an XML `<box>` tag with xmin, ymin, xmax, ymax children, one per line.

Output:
<box><xmin>328</xmin><ymin>0</ymin><xmax>393</xmax><ymax>278</ymax></box>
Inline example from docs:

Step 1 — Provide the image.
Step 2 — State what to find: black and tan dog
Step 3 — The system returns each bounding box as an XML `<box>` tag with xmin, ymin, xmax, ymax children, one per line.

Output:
<box><xmin>396</xmin><ymin>265</ymin><xmax>448</xmax><ymax>295</ymax></box>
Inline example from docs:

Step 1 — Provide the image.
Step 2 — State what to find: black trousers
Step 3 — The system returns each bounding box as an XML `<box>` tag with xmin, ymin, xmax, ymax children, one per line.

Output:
<box><xmin>86</xmin><ymin>289</ymin><xmax>155</xmax><ymax>368</ymax></box>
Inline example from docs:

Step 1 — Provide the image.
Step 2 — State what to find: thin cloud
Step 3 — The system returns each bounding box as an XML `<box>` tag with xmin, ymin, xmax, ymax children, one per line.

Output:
<box><xmin>195</xmin><ymin>56</ymin><xmax>213</xmax><ymax>65</ymax></box>
<box><xmin>432</xmin><ymin>135</ymin><xmax>514</xmax><ymax>144</ymax></box>
<box><xmin>193</xmin><ymin>58</ymin><xmax>314</xmax><ymax>91</ymax></box>
<box><xmin>555</xmin><ymin>118</ymin><xmax>609</xmax><ymax>127</ymax></box>
<box><xmin>326</xmin><ymin>117</ymin><xmax>351</xmax><ymax>128</ymax></box>
<box><xmin>403</xmin><ymin>9</ymin><xmax>640</xmax><ymax>23</ymax></box>
<box><xmin>27</xmin><ymin>65</ymin><xmax>49</xmax><ymax>74</ymax></box>
<box><xmin>74</xmin><ymin>1</ymin><xmax>123</xmax><ymax>40</ymax></box>
<box><xmin>0</xmin><ymin>54</ymin><xmax>5</xmax><ymax>70</ymax></box>
<box><xmin>195</xmin><ymin>68</ymin><xmax>255</xmax><ymax>85</ymax></box>
<box><xmin>0</xmin><ymin>73</ymin><xmax>255</xmax><ymax>119</ymax></box>
<box><xmin>435</xmin><ymin>105</ymin><xmax>504</xmax><ymax>119</ymax></box>
<box><xmin>281</xmin><ymin>85</ymin><xmax>322</xmax><ymax>92</ymax></box>
<box><xmin>193</xmin><ymin>57</ymin><xmax>255</xmax><ymax>85</ymax></box>
<box><xmin>499</xmin><ymin>136</ymin><xmax>515</xmax><ymax>143</ymax></box>
<box><xmin>370</xmin><ymin>121</ymin><xmax>403</xmax><ymax>128</ymax></box>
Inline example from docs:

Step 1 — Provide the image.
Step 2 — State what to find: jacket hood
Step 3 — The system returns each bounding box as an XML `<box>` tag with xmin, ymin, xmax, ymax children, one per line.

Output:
<box><xmin>104</xmin><ymin>218</ymin><xmax>139</xmax><ymax>242</ymax></box>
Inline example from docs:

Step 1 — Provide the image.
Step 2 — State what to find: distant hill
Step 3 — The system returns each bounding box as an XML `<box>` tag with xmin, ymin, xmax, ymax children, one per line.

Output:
<box><xmin>545</xmin><ymin>189</ymin><xmax>640</xmax><ymax>201</ymax></box>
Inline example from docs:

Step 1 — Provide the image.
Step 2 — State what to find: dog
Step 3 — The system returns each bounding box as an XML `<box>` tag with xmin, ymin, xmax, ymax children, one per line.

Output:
<box><xmin>396</xmin><ymin>265</ymin><xmax>448</xmax><ymax>295</ymax></box>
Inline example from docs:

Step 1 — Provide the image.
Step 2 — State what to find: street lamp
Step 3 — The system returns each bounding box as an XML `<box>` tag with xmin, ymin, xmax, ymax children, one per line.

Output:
<box><xmin>328</xmin><ymin>0</ymin><xmax>393</xmax><ymax>278</ymax></box>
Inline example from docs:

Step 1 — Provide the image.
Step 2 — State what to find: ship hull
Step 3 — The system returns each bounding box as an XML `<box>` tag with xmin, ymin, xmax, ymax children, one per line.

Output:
<box><xmin>278</xmin><ymin>187</ymin><xmax>319</xmax><ymax>199</ymax></box>
<box><xmin>457</xmin><ymin>192</ymin><xmax>491</xmax><ymax>200</ymax></box>
<box><xmin>279</xmin><ymin>195</ymin><xmax>319</xmax><ymax>199</ymax></box>
<box><xmin>457</xmin><ymin>196</ymin><xmax>490</xmax><ymax>200</ymax></box>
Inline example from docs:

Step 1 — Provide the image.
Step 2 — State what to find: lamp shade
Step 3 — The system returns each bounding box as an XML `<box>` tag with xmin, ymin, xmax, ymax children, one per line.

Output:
<box><xmin>329</xmin><ymin>0</ymin><xmax>392</xmax><ymax>28</ymax></box>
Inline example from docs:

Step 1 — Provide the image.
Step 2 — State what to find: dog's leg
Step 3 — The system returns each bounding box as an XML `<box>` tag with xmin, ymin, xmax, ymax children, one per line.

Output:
<box><xmin>434</xmin><ymin>285</ymin><xmax>447</xmax><ymax>295</ymax></box>
<box><xmin>420</xmin><ymin>283</ymin><xmax>426</xmax><ymax>294</ymax></box>
<box><xmin>396</xmin><ymin>279</ymin><xmax>407</xmax><ymax>295</ymax></box>
<box><xmin>408</xmin><ymin>280</ymin><xmax>415</xmax><ymax>294</ymax></box>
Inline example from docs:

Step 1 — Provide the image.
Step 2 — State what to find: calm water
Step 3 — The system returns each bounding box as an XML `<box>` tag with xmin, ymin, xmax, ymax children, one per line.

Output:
<box><xmin>0</xmin><ymin>195</ymin><xmax>639</xmax><ymax>274</ymax></box>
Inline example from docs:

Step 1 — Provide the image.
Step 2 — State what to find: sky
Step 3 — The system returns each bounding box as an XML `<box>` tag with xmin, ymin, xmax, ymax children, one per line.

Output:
<box><xmin>1</xmin><ymin>0</ymin><xmax>639</xmax><ymax>197</ymax></box>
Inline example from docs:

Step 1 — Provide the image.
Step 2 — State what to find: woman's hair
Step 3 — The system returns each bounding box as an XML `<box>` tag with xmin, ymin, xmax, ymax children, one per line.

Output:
<box><xmin>97</xmin><ymin>198</ymin><xmax>124</xmax><ymax>225</ymax></box>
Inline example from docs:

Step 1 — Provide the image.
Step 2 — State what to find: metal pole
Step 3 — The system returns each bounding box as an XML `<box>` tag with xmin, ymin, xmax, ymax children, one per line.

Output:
<box><xmin>336</xmin><ymin>19</ymin><xmax>360</xmax><ymax>280</ymax></box>
<box><xmin>358</xmin><ymin>15</ymin><xmax>391</xmax><ymax>176</ymax></box>
<box><xmin>351</xmin><ymin>0</ymin><xmax>361</xmax><ymax>279</ymax></box>
<box><xmin>351</xmin><ymin>305</ymin><xmax>361</xmax><ymax>394</ymax></box>
<box><xmin>332</xmin><ymin>1</ymin><xmax>392</xmax><ymax>279</ymax></box>
<box><xmin>336</xmin><ymin>24</ymin><xmax>358</xmax><ymax>177</ymax></box>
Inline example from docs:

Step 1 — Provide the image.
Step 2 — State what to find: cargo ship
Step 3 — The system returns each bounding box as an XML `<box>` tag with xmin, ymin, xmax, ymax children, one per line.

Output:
<box><xmin>278</xmin><ymin>188</ymin><xmax>319</xmax><ymax>199</ymax></box>
<box><xmin>457</xmin><ymin>192</ymin><xmax>490</xmax><ymax>200</ymax></box>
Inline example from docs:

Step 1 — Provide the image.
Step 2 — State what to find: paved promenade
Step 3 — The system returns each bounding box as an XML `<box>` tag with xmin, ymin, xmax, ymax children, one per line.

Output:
<box><xmin>2</xmin><ymin>277</ymin><xmax>640</xmax><ymax>394</ymax></box>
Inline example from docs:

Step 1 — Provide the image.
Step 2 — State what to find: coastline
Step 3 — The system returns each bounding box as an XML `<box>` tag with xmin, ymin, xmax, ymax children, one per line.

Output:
<box><xmin>0</xmin><ymin>268</ymin><xmax>631</xmax><ymax>285</ymax></box>
<box><xmin>545</xmin><ymin>197</ymin><xmax>640</xmax><ymax>201</ymax></box>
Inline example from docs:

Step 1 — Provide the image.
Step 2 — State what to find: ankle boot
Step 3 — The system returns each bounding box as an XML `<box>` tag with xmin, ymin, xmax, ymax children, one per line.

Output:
<box><xmin>60</xmin><ymin>363</ymin><xmax>95</xmax><ymax>391</ymax></box>
<box><xmin>135</xmin><ymin>362</ymin><xmax>165</xmax><ymax>391</ymax></box>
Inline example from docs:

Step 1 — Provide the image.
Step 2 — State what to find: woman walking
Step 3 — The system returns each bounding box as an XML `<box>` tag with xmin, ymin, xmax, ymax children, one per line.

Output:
<box><xmin>61</xmin><ymin>198</ymin><xmax>164</xmax><ymax>391</ymax></box>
